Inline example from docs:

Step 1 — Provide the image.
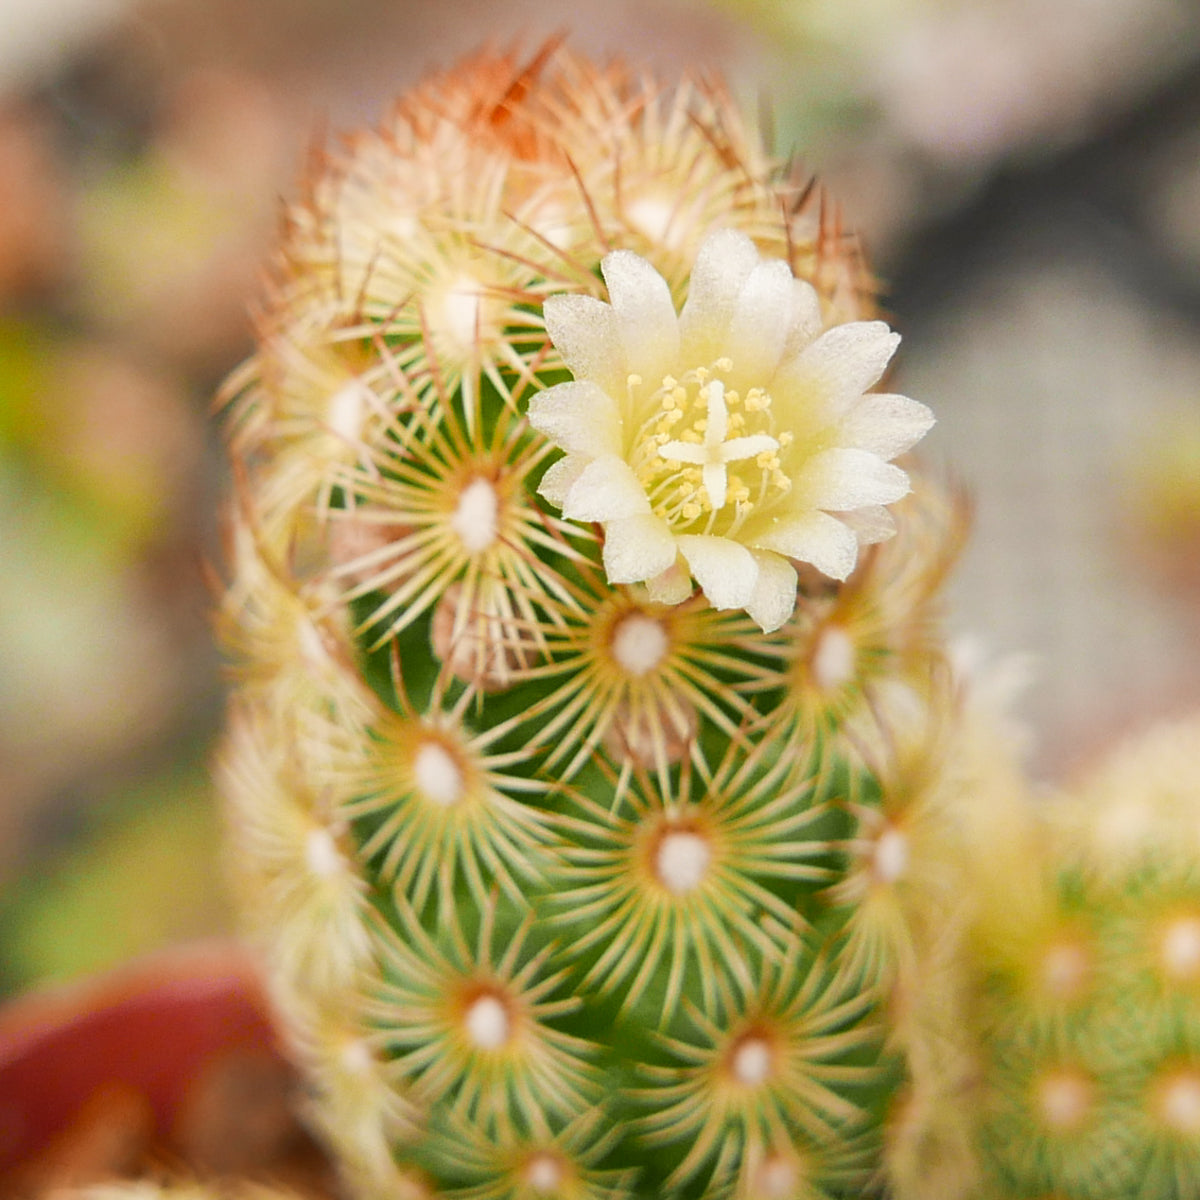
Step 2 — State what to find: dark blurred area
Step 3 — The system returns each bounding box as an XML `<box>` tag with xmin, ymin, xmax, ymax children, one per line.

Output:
<box><xmin>1</xmin><ymin>0</ymin><xmax>1199</xmax><ymax>1000</ymax></box>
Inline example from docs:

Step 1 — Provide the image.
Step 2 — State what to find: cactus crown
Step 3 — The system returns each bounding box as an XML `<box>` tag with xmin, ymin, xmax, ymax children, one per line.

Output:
<box><xmin>218</xmin><ymin>44</ymin><xmax>958</xmax><ymax>1200</ymax></box>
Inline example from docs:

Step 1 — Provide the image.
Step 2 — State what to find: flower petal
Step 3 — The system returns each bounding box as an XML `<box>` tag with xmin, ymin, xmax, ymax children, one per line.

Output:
<box><xmin>727</xmin><ymin>258</ymin><xmax>796</xmax><ymax>381</ymax></box>
<box><xmin>675</xmin><ymin>534</ymin><xmax>759</xmax><ymax>611</ymax></box>
<box><xmin>746</xmin><ymin>551</ymin><xmax>798</xmax><ymax>633</ymax></box>
<box><xmin>562</xmin><ymin>456</ymin><xmax>651</xmax><ymax>522</ymax></box>
<box><xmin>782</xmin><ymin>279</ymin><xmax>823</xmax><ymax>357</ymax></box>
<box><xmin>838</xmin><ymin>393</ymin><xmax>935</xmax><ymax>460</ymax></box>
<box><xmin>776</xmin><ymin>321</ymin><xmax>900</xmax><ymax>417</ymax></box>
<box><xmin>544</xmin><ymin>293</ymin><xmax>625</xmax><ymax>395</ymax></box>
<box><xmin>839</xmin><ymin>505</ymin><xmax>897</xmax><ymax>546</ymax></box>
<box><xmin>679</xmin><ymin>229</ymin><xmax>760</xmax><ymax>360</ymax></box>
<box><xmin>646</xmin><ymin>559</ymin><xmax>694</xmax><ymax>605</ymax></box>
<box><xmin>805</xmin><ymin>447</ymin><xmax>911</xmax><ymax>510</ymax></box>
<box><xmin>753</xmin><ymin>511</ymin><xmax>860</xmax><ymax>580</ymax></box>
<box><xmin>600</xmin><ymin>249</ymin><xmax>680</xmax><ymax>383</ymax></box>
<box><xmin>538</xmin><ymin>454</ymin><xmax>588</xmax><ymax>508</ymax></box>
<box><xmin>527</xmin><ymin>380</ymin><xmax>623</xmax><ymax>457</ymax></box>
<box><xmin>602</xmin><ymin>514</ymin><xmax>678</xmax><ymax>584</ymax></box>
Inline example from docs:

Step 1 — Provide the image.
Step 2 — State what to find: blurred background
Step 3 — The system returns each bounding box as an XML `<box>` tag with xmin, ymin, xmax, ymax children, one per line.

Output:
<box><xmin>1</xmin><ymin>0</ymin><xmax>1199</xmax><ymax>1000</ymax></box>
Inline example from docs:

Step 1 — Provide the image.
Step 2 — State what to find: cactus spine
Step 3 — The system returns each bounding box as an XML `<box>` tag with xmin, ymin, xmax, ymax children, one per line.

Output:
<box><xmin>217</xmin><ymin>45</ymin><xmax>960</xmax><ymax>1200</ymax></box>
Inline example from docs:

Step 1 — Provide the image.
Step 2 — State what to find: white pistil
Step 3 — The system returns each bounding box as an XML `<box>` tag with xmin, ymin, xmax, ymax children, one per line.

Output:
<box><xmin>658</xmin><ymin>379</ymin><xmax>778</xmax><ymax>511</ymax></box>
<box><xmin>413</xmin><ymin>741</ymin><xmax>464</xmax><ymax>807</ymax></box>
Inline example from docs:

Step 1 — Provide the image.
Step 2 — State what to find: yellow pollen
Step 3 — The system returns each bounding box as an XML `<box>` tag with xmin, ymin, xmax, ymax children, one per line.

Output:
<box><xmin>632</xmin><ymin>361</ymin><xmax>793</xmax><ymax>528</ymax></box>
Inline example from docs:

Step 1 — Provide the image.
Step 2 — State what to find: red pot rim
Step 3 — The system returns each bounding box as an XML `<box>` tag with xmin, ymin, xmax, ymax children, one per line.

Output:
<box><xmin>0</xmin><ymin>940</ymin><xmax>278</xmax><ymax>1175</ymax></box>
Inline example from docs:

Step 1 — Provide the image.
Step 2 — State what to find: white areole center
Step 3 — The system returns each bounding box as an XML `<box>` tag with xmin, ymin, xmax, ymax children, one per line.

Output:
<box><xmin>658</xmin><ymin>379</ymin><xmax>779</xmax><ymax>511</ymax></box>
<box><xmin>611</xmin><ymin>612</ymin><xmax>669</xmax><ymax>677</ymax></box>
<box><xmin>297</xmin><ymin>617</ymin><xmax>329</xmax><ymax>670</ymax></box>
<box><xmin>441</xmin><ymin>274</ymin><xmax>484</xmax><ymax>351</ymax></box>
<box><xmin>1038</xmin><ymin>1071</ymin><xmax>1091</xmax><ymax>1130</ymax></box>
<box><xmin>731</xmin><ymin>1036</ymin><xmax>773</xmax><ymax>1086</ymax></box>
<box><xmin>1161</xmin><ymin>1074</ymin><xmax>1200</xmax><ymax>1133</ymax></box>
<box><xmin>464</xmin><ymin>993</ymin><xmax>510</xmax><ymax>1050</ymax></box>
<box><xmin>1041</xmin><ymin>941</ymin><xmax>1089</xmax><ymax>1000</ymax></box>
<box><xmin>340</xmin><ymin>1038</ymin><xmax>373</xmax><ymax>1075</ymax></box>
<box><xmin>873</xmin><ymin>827</ymin><xmax>909</xmax><ymax>884</ymax></box>
<box><xmin>305</xmin><ymin>827</ymin><xmax>342</xmax><ymax>878</ymax></box>
<box><xmin>1162</xmin><ymin>916</ymin><xmax>1200</xmax><ymax>980</ymax></box>
<box><xmin>755</xmin><ymin>1156</ymin><xmax>798</xmax><ymax>1199</ymax></box>
<box><xmin>413</xmin><ymin>741</ymin><xmax>465</xmax><ymax>807</ymax></box>
<box><xmin>811</xmin><ymin>625</ymin><xmax>857</xmax><ymax>691</ymax></box>
<box><xmin>451</xmin><ymin>477</ymin><xmax>500</xmax><ymax>554</ymax></box>
<box><xmin>327</xmin><ymin>378</ymin><xmax>366</xmax><ymax>443</ymax></box>
<box><xmin>655</xmin><ymin>830</ymin><xmax>711</xmax><ymax>895</ymax></box>
<box><xmin>524</xmin><ymin>1153</ymin><xmax>564</xmax><ymax>1193</ymax></box>
<box><xmin>626</xmin><ymin>194</ymin><xmax>676</xmax><ymax>245</ymax></box>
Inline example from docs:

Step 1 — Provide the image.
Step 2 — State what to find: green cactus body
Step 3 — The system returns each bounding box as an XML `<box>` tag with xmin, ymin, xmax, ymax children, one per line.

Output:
<box><xmin>217</xmin><ymin>45</ymin><xmax>959</xmax><ymax>1200</ymax></box>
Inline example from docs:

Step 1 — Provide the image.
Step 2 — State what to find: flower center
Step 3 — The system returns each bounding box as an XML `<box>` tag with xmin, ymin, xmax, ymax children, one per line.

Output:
<box><xmin>628</xmin><ymin>359</ymin><xmax>793</xmax><ymax>534</ymax></box>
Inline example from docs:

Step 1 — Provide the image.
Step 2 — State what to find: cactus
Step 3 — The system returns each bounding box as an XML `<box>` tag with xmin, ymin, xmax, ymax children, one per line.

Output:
<box><xmin>216</xmin><ymin>44</ymin><xmax>965</xmax><ymax>1200</ymax></box>
<box><xmin>906</xmin><ymin>715</ymin><xmax>1200</xmax><ymax>1200</ymax></box>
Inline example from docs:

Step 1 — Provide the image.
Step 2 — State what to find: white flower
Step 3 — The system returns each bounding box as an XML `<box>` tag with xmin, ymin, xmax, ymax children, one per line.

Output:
<box><xmin>527</xmin><ymin>230</ymin><xmax>934</xmax><ymax>632</ymax></box>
